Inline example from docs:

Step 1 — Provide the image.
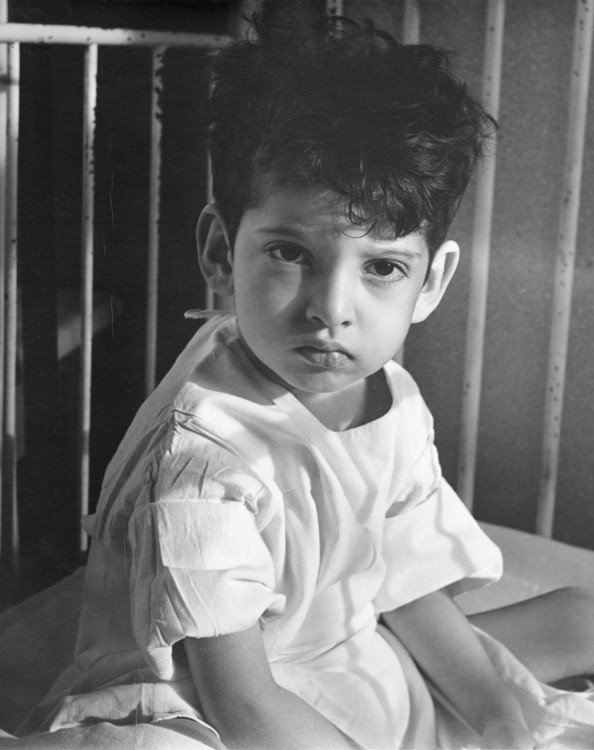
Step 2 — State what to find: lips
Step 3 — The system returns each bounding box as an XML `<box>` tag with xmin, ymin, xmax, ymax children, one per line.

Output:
<box><xmin>295</xmin><ymin>341</ymin><xmax>352</xmax><ymax>370</ymax></box>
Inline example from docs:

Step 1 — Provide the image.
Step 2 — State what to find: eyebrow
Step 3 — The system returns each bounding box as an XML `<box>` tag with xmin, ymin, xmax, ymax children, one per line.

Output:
<box><xmin>256</xmin><ymin>225</ymin><xmax>424</xmax><ymax>259</ymax></box>
<box><xmin>365</xmin><ymin>242</ymin><xmax>423</xmax><ymax>259</ymax></box>
<box><xmin>256</xmin><ymin>225</ymin><xmax>306</xmax><ymax>238</ymax></box>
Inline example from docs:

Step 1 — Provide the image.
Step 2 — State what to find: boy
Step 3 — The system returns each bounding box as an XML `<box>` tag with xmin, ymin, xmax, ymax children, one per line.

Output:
<box><xmin>6</xmin><ymin>14</ymin><xmax>594</xmax><ymax>750</ymax></box>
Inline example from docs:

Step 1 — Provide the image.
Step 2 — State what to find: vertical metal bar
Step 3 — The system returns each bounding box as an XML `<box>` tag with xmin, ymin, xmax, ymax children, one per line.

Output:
<box><xmin>232</xmin><ymin>0</ymin><xmax>262</xmax><ymax>41</ymax></box>
<box><xmin>0</xmin><ymin>0</ymin><xmax>8</xmax><ymax>555</ymax></box>
<box><xmin>457</xmin><ymin>0</ymin><xmax>505</xmax><ymax>509</ymax></box>
<box><xmin>395</xmin><ymin>0</ymin><xmax>421</xmax><ymax>367</ymax></box>
<box><xmin>211</xmin><ymin>0</ymin><xmax>263</xmax><ymax>310</ymax></box>
<box><xmin>5</xmin><ymin>41</ymin><xmax>19</xmax><ymax>566</ymax></box>
<box><xmin>145</xmin><ymin>45</ymin><xmax>165</xmax><ymax>397</ymax></box>
<box><xmin>326</xmin><ymin>0</ymin><xmax>345</xmax><ymax>17</ymax></box>
<box><xmin>536</xmin><ymin>0</ymin><xmax>593</xmax><ymax>538</ymax></box>
<box><xmin>205</xmin><ymin>119</ymin><xmax>215</xmax><ymax>311</ymax></box>
<box><xmin>402</xmin><ymin>0</ymin><xmax>421</xmax><ymax>44</ymax></box>
<box><xmin>79</xmin><ymin>44</ymin><xmax>98</xmax><ymax>552</ymax></box>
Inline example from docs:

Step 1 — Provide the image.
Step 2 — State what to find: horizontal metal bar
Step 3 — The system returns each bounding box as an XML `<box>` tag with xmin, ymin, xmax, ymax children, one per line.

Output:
<box><xmin>0</xmin><ymin>23</ymin><xmax>232</xmax><ymax>49</ymax></box>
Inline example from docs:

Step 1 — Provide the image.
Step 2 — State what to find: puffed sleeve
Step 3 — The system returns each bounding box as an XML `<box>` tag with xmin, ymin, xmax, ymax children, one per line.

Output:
<box><xmin>127</xmin><ymin>430</ymin><xmax>286</xmax><ymax>680</ymax></box>
<box><xmin>374</xmin><ymin>412</ymin><xmax>502</xmax><ymax>615</ymax></box>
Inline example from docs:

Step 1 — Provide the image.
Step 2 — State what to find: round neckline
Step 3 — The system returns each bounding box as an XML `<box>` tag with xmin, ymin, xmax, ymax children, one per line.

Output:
<box><xmin>271</xmin><ymin>363</ymin><xmax>398</xmax><ymax>439</ymax></box>
<box><xmin>219</xmin><ymin>316</ymin><xmax>398</xmax><ymax>437</ymax></box>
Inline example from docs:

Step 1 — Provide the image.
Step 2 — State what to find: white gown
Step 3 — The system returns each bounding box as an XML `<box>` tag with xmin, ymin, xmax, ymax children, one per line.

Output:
<box><xmin>24</xmin><ymin>316</ymin><xmax>594</xmax><ymax>749</ymax></box>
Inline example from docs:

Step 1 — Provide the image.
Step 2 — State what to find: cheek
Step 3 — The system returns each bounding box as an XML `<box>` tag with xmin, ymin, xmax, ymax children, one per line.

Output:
<box><xmin>243</xmin><ymin>269</ymin><xmax>302</xmax><ymax>316</ymax></box>
<box><xmin>233</xmin><ymin>273</ymin><xmax>289</xmax><ymax>335</ymax></box>
<box><xmin>362</xmin><ymin>297</ymin><xmax>416</xmax><ymax>346</ymax></box>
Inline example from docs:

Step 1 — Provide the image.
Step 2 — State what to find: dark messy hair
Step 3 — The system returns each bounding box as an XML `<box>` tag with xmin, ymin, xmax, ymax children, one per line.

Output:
<box><xmin>207</xmin><ymin>16</ymin><xmax>496</xmax><ymax>256</ymax></box>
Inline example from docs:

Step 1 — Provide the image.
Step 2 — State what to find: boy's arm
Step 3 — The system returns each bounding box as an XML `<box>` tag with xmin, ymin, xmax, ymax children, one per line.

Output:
<box><xmin>184</xmin><ymin>624</ymin><xmax>358</xmax><ymax>750</ymax></box>
<box><xmin>382</xmin><ymin>589</ymin><xmax>535</xmax><ymax>749</ymax></box>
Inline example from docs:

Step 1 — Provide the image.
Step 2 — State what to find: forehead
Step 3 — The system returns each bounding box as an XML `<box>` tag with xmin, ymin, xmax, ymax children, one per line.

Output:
<box><xmin>247</xmin><ymin>183</ymin><xmax>357</xmax><ymax>232</ymax></box>
<box><xmin>243</xmin><ymin>179</ymin><xmax>426</xmax><ymax>248</ymax></box>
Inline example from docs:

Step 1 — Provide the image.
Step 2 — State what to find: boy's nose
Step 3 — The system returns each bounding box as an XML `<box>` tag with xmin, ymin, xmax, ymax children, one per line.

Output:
<box><xmin>305</xmin><ymin>272</ymin><xmax>354</xmax><ymax>328</ymax></box>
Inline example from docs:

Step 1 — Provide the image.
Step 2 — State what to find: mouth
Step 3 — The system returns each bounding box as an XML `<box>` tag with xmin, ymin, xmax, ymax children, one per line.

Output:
<box><xmin>295</xmin><ymin>342</ymin><xmax>352</xmax><ymax>370</ymax></box>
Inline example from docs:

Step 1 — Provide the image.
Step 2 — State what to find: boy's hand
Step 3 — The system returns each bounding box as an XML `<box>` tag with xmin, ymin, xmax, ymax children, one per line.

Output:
<box><xmin>480</xmin><ymin>716</ymin><xmax>535</xmax><ymax>749</ymax></box>
<box><xmin>382</xmin><ymin>591</ymin><xmax>537</xmax><ymax>748</ymax></box>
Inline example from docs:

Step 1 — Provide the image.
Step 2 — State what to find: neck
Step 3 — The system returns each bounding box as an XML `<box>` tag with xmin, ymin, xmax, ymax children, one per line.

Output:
<box><xmin>295</xmin><ymin>370</ymin><xmax>391</xmax><ymax>431</ymax></box>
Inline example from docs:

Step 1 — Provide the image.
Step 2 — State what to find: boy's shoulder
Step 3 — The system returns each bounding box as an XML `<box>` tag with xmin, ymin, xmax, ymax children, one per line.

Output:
<box><xmin>100</xmin><ymin>316</ymin><xmax>281</xmax><ymax>488</ymax></box>
<box><xmin>383</xmin><ymin>358</ymin><xmax>425</xmax><ymax>402</ymax></box>
<box><xmin>175</xmin><ymin>315</ymin><xmax>282</xmax><ymax>411</ymax></box>
<box><xmin>383</xmin><ymin>359</ymin><xmax>434</xmax><ymax>434</ymax></box>
<box><xmin>138</xmin><ymin>314</ymin><xmax>275</xmax><ymax>412</ymax></box>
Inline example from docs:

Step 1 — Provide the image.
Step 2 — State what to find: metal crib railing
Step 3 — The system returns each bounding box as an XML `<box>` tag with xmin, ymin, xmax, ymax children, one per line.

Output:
<box><xmin>0</xmin><ymin>11</ymin><xmax>233</xmax><ymax>566</ymax></box>
<box><xmin>0</xmin><ymin>0</ymin><xmax>591</xmax><ymax>577</ymax></box>
<box><xmin>454</xmin><ymin>0</ymin><xmax>593</xmax><ymax>539</ymax></box>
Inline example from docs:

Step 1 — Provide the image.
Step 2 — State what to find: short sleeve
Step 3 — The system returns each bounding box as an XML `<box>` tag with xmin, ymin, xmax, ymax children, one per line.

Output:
<box><xmin>128</xmin><ymin>434</ymin><xmax>286</xmax><ymax>680</ymax></box>
<box><xmin>374</xmin><ymin>435</ymin><xmax>502</xmax><ymax>614</ymax></box>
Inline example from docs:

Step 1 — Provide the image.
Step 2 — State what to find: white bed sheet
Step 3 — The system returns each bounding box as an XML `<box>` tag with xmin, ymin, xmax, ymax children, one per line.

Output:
<box><xmin>459</xmin><ymin>523</ymin><xmax>594</xmax><ymax>614</ymax></box>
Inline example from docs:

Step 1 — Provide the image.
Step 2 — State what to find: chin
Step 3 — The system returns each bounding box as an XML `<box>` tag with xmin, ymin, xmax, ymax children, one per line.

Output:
<box><xmin>288</xmin><ymin>373</ymin><xmax>358</xmax><ymax>395</ymax></box>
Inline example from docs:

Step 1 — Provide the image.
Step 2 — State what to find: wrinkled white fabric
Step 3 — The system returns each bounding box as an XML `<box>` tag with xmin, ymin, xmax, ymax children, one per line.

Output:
<box><xmin>24</xmin><ymin>316</ymin><xmax>594</xmax><ymax>749</ymax></box>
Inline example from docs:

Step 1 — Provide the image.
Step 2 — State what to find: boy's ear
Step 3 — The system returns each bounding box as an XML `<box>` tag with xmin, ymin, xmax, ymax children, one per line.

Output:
<box><xmin>411</xmin><ymin>240</ymin><xmax>460</xmax><ymax>323</ymax></box>
<box><xmin>196</xmin><ymin>203</ymin><xmax>234</xmax><ymax>297</ymax></box>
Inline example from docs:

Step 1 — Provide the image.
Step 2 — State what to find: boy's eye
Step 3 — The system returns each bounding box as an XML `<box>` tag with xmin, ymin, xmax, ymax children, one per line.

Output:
<box><xmin>367</xmin><ymin>260</ymin><xmax>405</xmax><ymax>280</ymax></box>
<box><xmin>267</xmin><ymin>244</ymin><xmax>307</xmax><ymax>263</ymax></box>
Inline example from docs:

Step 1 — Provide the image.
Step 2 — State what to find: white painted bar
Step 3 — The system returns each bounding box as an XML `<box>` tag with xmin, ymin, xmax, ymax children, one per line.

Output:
<box><xmin>0</xmin><ymin>23</ymin><xmax>231</xmax><ymax>49</ymax></box>
<box><xmin>326</xmin><ymin>0</ymin><xmax>345</xmax><ymax>17</ymax></box>
<box><xmin>231</xmin><ymin>0</ymin><xmax>262</xmax><ymax>41</ymax></box>
<box><xmin>403</xmin><ymin>0</ymin><xmax>421</xmax><ymax>44</ymax></box>
<box><xmin>5</xmin><ymin>42</ymin><xmax>19</xmax><ymax>563</ymax></box>
<box><xmin>457</xmin><ymin>0</ymin><xmax>505</xmax><ymax>509</ymax></box>
<box><xmin>0</xmin><ymin>0</ymin><xmax>8</xmax><ymax>554</ymax></box>
<box><xmin>215</xmin><ymin>0</ymin><xmax>262</xmax><ymax>308</ymax></box>
<box><xmin>536</xmin><ymin>0</ymin><xmax>593</xmax><ymax>538</ymax></box>
<box><xmin>205</xmin><ymin>118</ymin><xmax>215</xmax><ymax>311</ymax></box>
<box><xmin>394</xmin><ymin>0</ymin><xmax>421</xmax><ymax>367</ymax></box>
<box><xmin>79</xmin><ymin>44</ymin><xmax>98</xmax><ymax>552</ymax></box>
<box><xmin>145</xmin><ymin>46</ymin><xmax>165</xmax><ymax>397</ymax></box>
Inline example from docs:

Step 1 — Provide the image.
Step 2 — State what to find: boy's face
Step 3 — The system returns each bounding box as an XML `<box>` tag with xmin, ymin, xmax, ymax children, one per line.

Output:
<box><xmin>205</xmin><ymin>184</ymin><xmax>457</xmax><ymax>398</ymax></box>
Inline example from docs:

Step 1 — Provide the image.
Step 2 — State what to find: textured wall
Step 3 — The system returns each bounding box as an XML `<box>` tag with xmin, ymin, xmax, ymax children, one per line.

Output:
<box><xmin>347</xmin><ymin>0</ymin><xmax>594</xmax><ymax>549</ymax></box>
